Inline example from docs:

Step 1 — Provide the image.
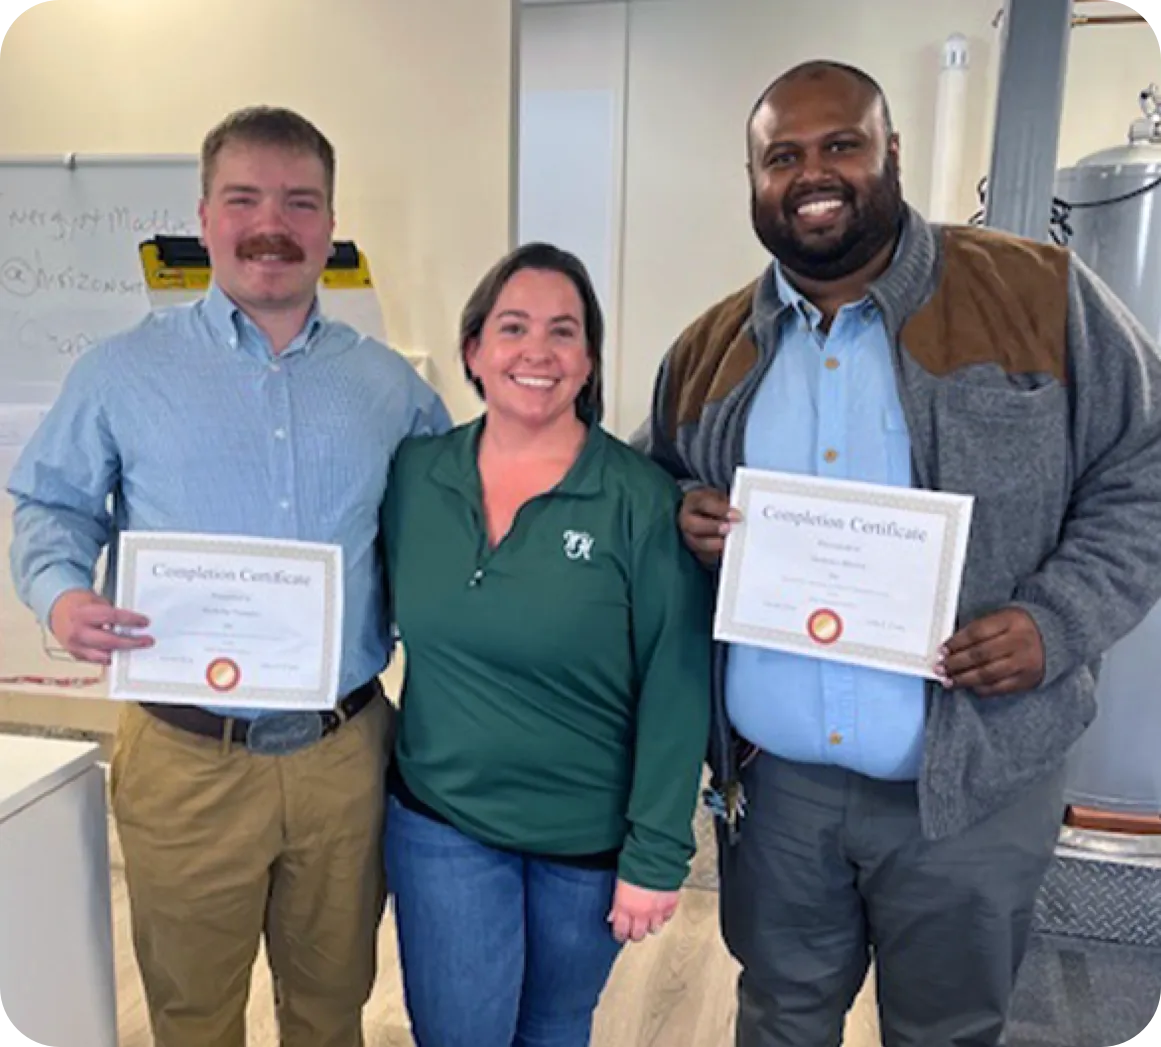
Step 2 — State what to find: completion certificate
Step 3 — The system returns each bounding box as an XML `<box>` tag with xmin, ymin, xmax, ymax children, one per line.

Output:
<box><xmin>714</xmin><ymin>469</ymin><xmax>973</xmax><ymax>678</ymax></box>
<box><xmin>109</xmin><ymin>532</ymin><xmax>343</xmax><ymax>709</ymax></box>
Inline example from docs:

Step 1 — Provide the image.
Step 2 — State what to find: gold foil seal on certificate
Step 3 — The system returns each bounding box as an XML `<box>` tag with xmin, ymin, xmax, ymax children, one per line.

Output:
<box><xmin>806</xmin><ymin>608</ymin><xmax>843</xmax><ymax>646</ymax></box>
<box><xmin>205</xmin><ymin>657</ymin><xmax>242</xmax><ymax>693</ymax></box>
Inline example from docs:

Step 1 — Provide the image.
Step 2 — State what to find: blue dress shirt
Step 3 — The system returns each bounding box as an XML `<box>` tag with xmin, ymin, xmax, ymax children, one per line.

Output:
<box><xmin>726</xmin><ymin>264</ymin><xmax>926</xmax><ymax>780</ymax></box>
<box><xmin>8</xmin><ymin>283</ymin><xmax>451</xmax><ymax>717</ymax></box>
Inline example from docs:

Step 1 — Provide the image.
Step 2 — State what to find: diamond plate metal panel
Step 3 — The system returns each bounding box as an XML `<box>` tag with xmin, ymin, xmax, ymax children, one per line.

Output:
<box><xmin>1007</xmin><ymin>933</ymin><xmax>1161</xmax><ymax>1047</ymax></box>
<box><xmin>1033</xmin><ymin>855</ymin><xmax>1161</xmax><ymax>948</ymax></box>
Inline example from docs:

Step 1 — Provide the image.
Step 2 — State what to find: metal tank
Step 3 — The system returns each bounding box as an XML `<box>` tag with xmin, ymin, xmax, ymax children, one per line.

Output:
<box><xmin>1054</xmin><ymin>85</ymin><xmax>1161</xmax><ymax>816</ymax></box>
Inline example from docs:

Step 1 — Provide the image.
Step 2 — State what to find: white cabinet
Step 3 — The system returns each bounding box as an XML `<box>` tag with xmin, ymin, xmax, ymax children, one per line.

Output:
<box><xmin>0</xmin><ymin>736</ymin><xmax>116</xmax><ymax>1047</ymax></box>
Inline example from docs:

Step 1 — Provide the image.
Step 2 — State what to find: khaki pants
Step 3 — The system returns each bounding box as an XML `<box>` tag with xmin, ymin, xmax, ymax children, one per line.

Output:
<box><xmin>110</xmin><ymin>695</ymin><xmax>392</xmax><ymax>1047</ymax></box>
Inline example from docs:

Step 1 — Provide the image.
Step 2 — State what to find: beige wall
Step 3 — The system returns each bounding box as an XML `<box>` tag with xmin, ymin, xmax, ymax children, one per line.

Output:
<box><xmin>1060</xmin><ymin>18</ymin><xmax>1161</xmax><ymax>167</ymax></box>
<box><xmin>0</xmin><ymin>0</ymin><xmax>516</xmax><ymax>422</ymax></box>
<box><xmin>0</xmin><ymin>0</ymin><xmax>515</xmax><ymax>730</ymax></box>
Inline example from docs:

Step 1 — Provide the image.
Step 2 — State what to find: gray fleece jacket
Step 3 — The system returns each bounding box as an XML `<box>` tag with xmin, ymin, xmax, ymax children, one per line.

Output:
<box><xmin>643</xmin><ymin>205</ymin><xmax>1161</xmax><ymax>840</ymax></box>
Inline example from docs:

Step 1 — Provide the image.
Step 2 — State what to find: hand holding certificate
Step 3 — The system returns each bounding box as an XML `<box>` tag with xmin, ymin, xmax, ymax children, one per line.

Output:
<box><xmin>109</xmin><ymin>532</ymin><xmax>343</xmax><ymax>710</ymax></box>
<box><xmin>714</xmin><ymin>469</ymin><xmax>973</xmax><ymax>679</ymax></box>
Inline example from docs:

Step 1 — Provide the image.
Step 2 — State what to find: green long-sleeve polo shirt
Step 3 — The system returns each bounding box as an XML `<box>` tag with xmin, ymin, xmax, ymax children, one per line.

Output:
<box><xmin>382</xmin><ymin>418</ymin><xmax>712</xmax><ymax>890</ymax></box>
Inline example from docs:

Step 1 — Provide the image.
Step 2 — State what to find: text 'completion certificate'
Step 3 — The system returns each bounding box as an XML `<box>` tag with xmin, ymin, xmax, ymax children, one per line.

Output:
<box><xmin>715</xmin><ymin>469</ymin><xmax>973</xmax><ymax>679</ymax></box>
<box><xmin>110</xmin><ymin>532</ymin><xmax>343</xmax><ymax>710</ymax></box>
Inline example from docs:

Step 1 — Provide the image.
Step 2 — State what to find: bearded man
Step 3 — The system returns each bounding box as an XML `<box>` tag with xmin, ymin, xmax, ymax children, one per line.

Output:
<box><xmin>640</xmin><ymin>60</ymin><xmax>1161</xmax><ymax>1047</ymax></box>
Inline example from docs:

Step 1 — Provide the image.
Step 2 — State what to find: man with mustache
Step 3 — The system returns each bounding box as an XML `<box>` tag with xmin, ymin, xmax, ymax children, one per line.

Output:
<box><xmin>8</xmin><ymin>106</ymin><xmax>450</xmax><ymax>1047</ymax></box>
<box><xmin>641</xmin><ymin>61</ymin><xmax>1161</xmax><ymax>1045</ymax></box>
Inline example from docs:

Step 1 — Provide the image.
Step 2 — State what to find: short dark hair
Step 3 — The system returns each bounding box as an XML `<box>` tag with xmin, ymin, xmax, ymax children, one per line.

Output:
<box><xmin>459</xmin><ymin>242</ymin><xmax>605</xmax><ymax>424</ymax></box>
<box><xmin>747</xmin><ymin>60</ymin><xmax>895</xmax><ymax>154</ymax></box>
<box><xmin>201</xmin><ymin>106</ymin><xmax>336</xmax><ymax>207</ymax></box>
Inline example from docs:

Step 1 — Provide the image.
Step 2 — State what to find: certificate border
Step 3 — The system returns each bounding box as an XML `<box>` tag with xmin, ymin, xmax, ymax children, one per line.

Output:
<box><xmin>716</xmin><ymin>470</ymin><xmax>973</xmax><ymax>677</ymax></box>
<box><xmin>111</xmin><ymin>532</ymin><xmax>342</xmax><ymax>709</ymax></box>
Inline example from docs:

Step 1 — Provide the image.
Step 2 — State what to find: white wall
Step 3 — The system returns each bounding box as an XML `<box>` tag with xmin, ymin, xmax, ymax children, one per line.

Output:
<box><xmin>519</xmin><ymin>2</ymin><xmax>629</xmax><ymax>426</ymax></box>
<box><xmin>521</xmin><ymin>0</ymin><xmax>1161</xmax><ymax>436</ymax></box>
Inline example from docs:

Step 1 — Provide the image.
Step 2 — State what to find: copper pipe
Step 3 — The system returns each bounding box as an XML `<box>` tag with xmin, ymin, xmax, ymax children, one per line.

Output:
<box><xmin>882</xmin><ymin>3</ymin><xmax>1138</xmax><ymax>35</ymax></box>
<box><xmin>1072</xmin><ymin>13</ymin><xmax>1147</xmax><ymax>24</ymax></box>
<box><xmin>1066</xmin><ymin>806</ymin><xmax>1161</xmax><ymax>834</ymax></box>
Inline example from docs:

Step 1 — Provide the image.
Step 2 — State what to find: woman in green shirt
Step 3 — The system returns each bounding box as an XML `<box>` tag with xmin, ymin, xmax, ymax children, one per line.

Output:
<box><xmin>381</xmin><ymin>242</ymin><xmax>712</xmax><ymax>1047</ymax></box>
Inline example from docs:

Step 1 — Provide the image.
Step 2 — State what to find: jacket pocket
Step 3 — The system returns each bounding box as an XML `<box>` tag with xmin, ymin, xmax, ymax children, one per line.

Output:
<box><xmin>937</xmin><ymin>380</ymin><xmax>1069</xmax><ymax>497</ymax></box>
<box><xmin>936</xmin><ymin>379</ymin><xmax>1071</xmax><ymax>596</ymax></box>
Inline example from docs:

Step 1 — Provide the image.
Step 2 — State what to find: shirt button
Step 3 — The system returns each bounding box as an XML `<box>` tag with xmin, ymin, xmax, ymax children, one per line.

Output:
<box><xmin>829</xmin><ymin>731</ymin><xmax>844</xmax><ymax>746</ymax></box>
<box><xmin>825</xmin><ymin>357</ymin><xmax>840</xmax><ymax>371</ymax></box>
<box><xmin>269</xmin><ymin>363</ymin><xmax>281</xmax><ymax>373</ymax></box>
<box><xmin>824</xmin><ymin>449</ymin><xmax>839</xmax><ymax>463</ymax></box>
<box><xmin>274</xmin><ymin>428</ymin><xmax>287</xmax><ymax>440</ymax></box>
<box><xmin>279</xmin><ymin>499</ymin><xmax>291</xmax><ymax>510</ymax></box>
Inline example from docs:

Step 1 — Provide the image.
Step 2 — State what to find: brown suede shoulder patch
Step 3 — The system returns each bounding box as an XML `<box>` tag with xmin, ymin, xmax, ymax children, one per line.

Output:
<box><xmin>668</xmin><ymin>280</ymin><xmax>761</xmax><ymax>437</ymax></box>
<box><xmin>901</xmin><ymin>226</ymin><xmax>1070</xmax><ymax>383</ymax></box>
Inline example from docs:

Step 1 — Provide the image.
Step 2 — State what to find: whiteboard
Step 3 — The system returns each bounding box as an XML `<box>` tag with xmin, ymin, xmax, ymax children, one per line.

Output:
<box><xmin>0</xmin><ymin>156</ymin><xmax>201</xmax><ymax>406</ymax></box>
<box><xmin>0</xmin><ymin>156</ymin><xmax>201</xmax><ymax>701</ymax></box>
<box><xmin>0</xmin><ymin>155</ymin><xmax>391</xmax><ymax>700</ymax></box>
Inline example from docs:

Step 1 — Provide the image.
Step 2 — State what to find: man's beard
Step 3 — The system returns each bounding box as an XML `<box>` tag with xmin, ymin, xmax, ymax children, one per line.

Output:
<box><xmin>751</xmin><ymin>156</ymin><xmax>903</xmax><ymax>281</ymax></box>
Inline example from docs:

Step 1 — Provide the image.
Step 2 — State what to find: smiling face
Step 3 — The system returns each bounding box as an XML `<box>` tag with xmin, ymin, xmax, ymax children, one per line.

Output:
<box><xmin>198</xmin><ymin>140</ymin><xmax>334</xmax><ymax>318</ymax></box>
<box><xmin>464</xmin><ymin>268</ymin><xmax>594</xmax><ymax>431</ymax></box>
<box><xmin>748</xmin><ymin>68</ymin><xmax>903</xmax><ymax>281</ymax></box>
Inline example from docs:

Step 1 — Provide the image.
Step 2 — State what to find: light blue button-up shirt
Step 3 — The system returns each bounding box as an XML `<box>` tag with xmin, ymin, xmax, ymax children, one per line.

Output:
<box><xmin>726</xmin><ymin>264</ymin><xmax>926</xmax><ymax>780</ymax></box>
<box><xmin>8</xmin><ymin>283</ymin><xmax>451</xmax><ymax>717</ymax></box>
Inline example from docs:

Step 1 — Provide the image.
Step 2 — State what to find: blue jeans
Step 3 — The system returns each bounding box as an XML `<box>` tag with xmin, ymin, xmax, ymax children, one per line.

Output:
<box><xmin>385</xmin><ymin>796</ymin><xmax>623</xmax><ymax>1047</ymax></box>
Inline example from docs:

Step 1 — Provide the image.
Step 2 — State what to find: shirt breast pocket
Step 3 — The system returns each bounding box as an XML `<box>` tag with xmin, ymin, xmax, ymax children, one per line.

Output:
<box><xmin>881</xmin><ymin>406</ymin><xmax>912</xmax><ymax>485</ymax></box>
<box><xmin>939</xmin><ymin>381</ymin><xmax>1068</xmax><ymax>489</ymax></box>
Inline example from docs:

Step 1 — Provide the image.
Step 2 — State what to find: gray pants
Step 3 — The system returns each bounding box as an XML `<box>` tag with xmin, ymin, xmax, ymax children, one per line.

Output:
<box><xmin>719</xmin><ymin>753</ymin><xmax>1066</xmax><ymax>1047</ymax></box>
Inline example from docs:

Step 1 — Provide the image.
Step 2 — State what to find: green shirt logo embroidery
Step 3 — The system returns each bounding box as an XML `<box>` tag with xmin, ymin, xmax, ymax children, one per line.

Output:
<box><xmin>562</xmin><ymin>529</ymin><xmax>594</xmax><ymax>561</ymax></box>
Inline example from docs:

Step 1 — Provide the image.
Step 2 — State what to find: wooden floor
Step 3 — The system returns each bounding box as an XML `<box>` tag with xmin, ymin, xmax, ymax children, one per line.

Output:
<box><xmin>109</xmin><ymin>821</ymin><xmax>882</xmax><ymax>1046</ymax></box>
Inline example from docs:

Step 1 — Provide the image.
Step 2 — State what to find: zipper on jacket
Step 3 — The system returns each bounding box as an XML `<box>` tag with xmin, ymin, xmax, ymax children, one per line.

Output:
<box><xmin>465</xmin><ymin>494</ymin><xmax>553</xmax><ymax>589</ymax></box>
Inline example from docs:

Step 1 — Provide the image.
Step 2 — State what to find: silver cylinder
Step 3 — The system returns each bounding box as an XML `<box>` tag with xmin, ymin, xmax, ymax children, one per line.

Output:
<box><xmin>1056</xmin><ymin>141</ymin><xmax>1161</xmax><ymax>342</ymax></box>
<box><xmin>1054</xmin><ymin>139</ymin><xmax>1161</xmax><ymax>815</ymax></box>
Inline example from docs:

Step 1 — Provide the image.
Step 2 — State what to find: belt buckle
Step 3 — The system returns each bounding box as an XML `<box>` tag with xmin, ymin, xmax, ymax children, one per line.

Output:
<box><xmin>245</xmin><ymin>712</ymin><xmax>324</xmax><ymax>755</ymax></box>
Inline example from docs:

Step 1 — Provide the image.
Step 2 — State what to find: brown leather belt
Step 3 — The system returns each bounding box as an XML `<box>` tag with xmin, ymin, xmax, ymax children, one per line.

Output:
<box><xmin>142</xmin><ymin>678</ymin><xmax>382</xmax><ymax>751</ymax></box>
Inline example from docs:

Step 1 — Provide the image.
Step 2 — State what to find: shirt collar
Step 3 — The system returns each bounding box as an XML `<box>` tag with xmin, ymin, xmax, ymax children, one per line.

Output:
<box><xmin>203</xmin><ymin>281</ymin><xmax>326</xmax><ymax>356</ymax></box>
<box><xmin>431</xmin><ymin>415</ymin><xmax>607</xmax><ymax>500</ymax></box>
<box><xmin>772</xmin><ymin>262</ymin><xmax>824</xmax><ymax>330</ymax></box>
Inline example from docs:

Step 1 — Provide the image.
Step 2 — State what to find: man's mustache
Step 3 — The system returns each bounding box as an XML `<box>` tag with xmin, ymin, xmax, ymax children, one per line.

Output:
<box><xmin>236</xmin><ymin>235</ymin><xmax>305</xmax><ymax>262</ymax></box>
